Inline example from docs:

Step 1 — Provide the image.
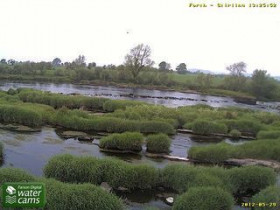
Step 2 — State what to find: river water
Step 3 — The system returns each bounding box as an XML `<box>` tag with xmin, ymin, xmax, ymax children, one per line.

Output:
<box><xmin>0</xmin><ymin>81</ymin><xmax>279</xmax><ymax>112</ymax></box>
<box><xmin>0</xmin><ymin>81</ymin><xmax>279</xmax><ymax>209</ymax></box>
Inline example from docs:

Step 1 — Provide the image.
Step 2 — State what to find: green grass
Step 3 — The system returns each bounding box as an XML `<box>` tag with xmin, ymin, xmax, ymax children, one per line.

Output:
<box><xmin>99</xmin><ymin>132</ymin><xmax>144</xmax><ymax>152</ymax></box>
<box><xmin>44</xmin><ymin>154</ymin><xmax>159</xmax><ymax>190</ymax></box>
<box><xmin>146</xmin><ymin>133</ymin><xmax>171</xmax><ymax>153</ymax></box>
<box><xmin>188</xmin><ymin>120</ymin><xmax>228</xmax><ymax>135</ymax></box>
<box><xmin>252</xmin><ymin>186</ymin><xmax>280</xmax><ymax>210</ymax></box>
<box><xmin>173</xmin><ymin>187</ymin><xmax>234</xmax><ymax>210</ymax></box>
<box><xmin>257</xmin><ymin>131</ymin><xmax>280</xmax><ymax>139</ymax></box>
<box><xmin>0</xmin><ymin>167</ymin><xmax>123</xmax><ymax>210</ymax></box>
<box><xmin>188</xmin><ymin>139</ymin><xmax>280</xmax><ymax>163</ymax></box>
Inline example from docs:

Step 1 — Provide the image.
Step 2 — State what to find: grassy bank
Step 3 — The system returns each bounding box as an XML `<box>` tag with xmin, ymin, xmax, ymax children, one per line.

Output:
<box><xmin>0</xmin><ymin>168</ymin><xmax>123</xmax><ymax>210</ymax></box>
<box><xmin>188</xmin><ymin>139</ymin><xmax>280</xmax><ymax>163</ymax></box>
<box><xmin>44</xmin><ymin>154</ymin><xmax>277</xmax><ymax>197</ymax></box>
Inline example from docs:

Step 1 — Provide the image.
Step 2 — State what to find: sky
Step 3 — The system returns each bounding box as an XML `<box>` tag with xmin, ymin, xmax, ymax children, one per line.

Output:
<box><xmin>1</xmin><ymin>0</ymin><xmax>280</xmax><ymax>75</ymax></box>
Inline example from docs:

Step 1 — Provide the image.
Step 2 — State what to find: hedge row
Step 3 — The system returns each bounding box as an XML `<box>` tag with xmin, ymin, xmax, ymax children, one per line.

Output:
<box><xmin>44</xmin><ymin>154</ymin><xmax>276</xmax><ymax>197</ymax></box>
<box><xmin>188</xmin><ymin>139</ymin><xmax>280</xmax><ymax>163</ymax></box>
<box><xmin>0</xmin><ymin>168</ymin><xmax>123</xmax><ymax>210</ymax></box>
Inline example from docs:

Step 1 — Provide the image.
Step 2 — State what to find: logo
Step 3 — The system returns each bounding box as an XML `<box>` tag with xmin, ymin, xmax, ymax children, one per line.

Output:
<box><xmin>2</xmin><ymin>182</ymin><xmax>46</xmax><ymax>208</ymax></box>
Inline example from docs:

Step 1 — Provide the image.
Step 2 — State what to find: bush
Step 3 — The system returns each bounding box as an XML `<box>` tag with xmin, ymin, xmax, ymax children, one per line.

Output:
<box><xmin>257</xmin><ymin>131</ymin><xmax>280</xmax><ymax>140</ymax></box>
<box><xmin>230</xmin><ymin>129</ymin><xmax>242</xmax><ymax>139</ymax></box>
<box><xmin>173</xmin><ymin>187</ymin><xmax>234</xmax><ymax>210</ymax></box>
<box><xmin>146</xmin><ymin>133</ymin><xmax>171</xmax><ymax>153</ymax></box>
<box><xmin>188</xmin><ymin>143</ymin><xmax>234</xmax><ymax>163</ymax></box>
<box><xmin>227</xmin><ymin>166</ymin><xmax>276</xmax><ymax>196</ymax></box>
<box><xmin>191</xmin><ymin>120</ymin><xmax>228</xmax><ymax>135</ymax></box>
<box><xmin>252</xmin><ymin>186</ymin><xmax>280</xmax><ymax>210</ymax></box>
<box><xmin>43</xmin><ymin>178</ymin><xmax>123</xmax><ymax>210</ymax></box>
<box><xmin>99</xmin><ymin>132</ymin><xmax>144</xmax><ymax>152</ymax></box>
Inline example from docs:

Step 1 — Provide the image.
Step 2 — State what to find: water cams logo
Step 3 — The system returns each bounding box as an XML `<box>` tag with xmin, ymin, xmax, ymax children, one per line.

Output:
<box><xmin>2</xmin><ymin>182</ymin><xmax>46</xmax><ymax>208</ymax></box>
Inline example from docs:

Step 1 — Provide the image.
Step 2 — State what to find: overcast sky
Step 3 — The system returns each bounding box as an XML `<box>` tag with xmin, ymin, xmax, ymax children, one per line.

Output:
<box><xmin>1</xmin><ymin>0</ymin><xmax>280</xmax><ymax>75</ymax></box>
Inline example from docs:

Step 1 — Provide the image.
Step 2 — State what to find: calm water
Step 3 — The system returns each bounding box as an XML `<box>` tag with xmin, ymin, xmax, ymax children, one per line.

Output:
<box><xmin>0</xmin><ymin>127</ymin><xmax>249</xmax><ymax>209</ymax></box>
<box><xmin>0</xmin><ymin>81</ymin><xmax>279</xmax><ymax>112</ymax></box>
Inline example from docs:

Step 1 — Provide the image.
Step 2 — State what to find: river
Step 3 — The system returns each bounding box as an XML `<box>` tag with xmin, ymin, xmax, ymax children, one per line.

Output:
<box><xmin>0</xmin><ymin>81</ymin><xmax>279</xmax><ymax>112</ymax></box>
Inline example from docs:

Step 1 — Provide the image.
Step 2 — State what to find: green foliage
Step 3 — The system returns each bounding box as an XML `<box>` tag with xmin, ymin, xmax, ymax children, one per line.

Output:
<box><xmin>103</xmin><ymin>99</ymin><xmax>146</xmax><ymax>112</ymax></box>
<box><xmin>257</xmin><ymin>131</ymin><xmax>280</xmax><ymax>140</ymax></box>
<box><xmin>191</xmin><ymin>120</ymin><xmax>228</xmax><ymax>135</ymax></box>
<box><xmin>188</xmin><ymin>140</ymin><xmax>280</xmax><ymax>163</ymax></box>
<box><xmin>230</xmin><ymin>129</ymin><xmax>242</xmax><ymax>139</ymax></box>
<box><xmin>188</xmin><ymin>143</ymin><xmax>234</xmax><ymax>163</ymax></box>
<box><xmin>0</xmin><ymin>168</ymin><xmax>36</xmax><ymax>184</ymax></box>
<box><xmin>146</xmin><ymin>133</ymin><xmax>171</xmax><ymax>153</ymax></box>
<box><xmin>252</xmin><ymin>186</ymin><xmax>280</xmax><ymax>210</ymax></box>
<box><xmin>160</xmin><ymin>164</ymin><xmax>230</xmax><ymax>193</ymax></box>
<box><xmin>43</xmin><ymin>178</ymin><xmax>123</xmax><ymax>210</ymax></box>
<box><xmin>0</xmin><ymin>104</ymin><xmax>42</xmax><ymax>127</ymax></box>
<box><xmin>227</xmin><ymin>166</ymin><xmax>276</xmax><ymax>196</ymax></box>
<box><xmin>139</xmin><ymin>120</ymin><xmax>175</xmax><ymax>134</ymax></box>
<box><xmin>173</xmin><ymin>187</ymin><xmax>234</xmax><ymax>210</ymax></box>
<box><xmin>99</xmin><ymin>132</ymin><xmax>144</xmax><ymax>152</ymax></box>
<box><xmin>221</xmin><ymin>119</ymin><xmax>262</xmax><ymax>135</ymax></box>
<box><xmin>18</xmin><ymin>89</ymin><xmax>109</xmax><ymax>111</ymax></box>
<box><xmin>44</xmin><ymin>154</ymin><xmax>159</xmax><ymax>190</ymax></box>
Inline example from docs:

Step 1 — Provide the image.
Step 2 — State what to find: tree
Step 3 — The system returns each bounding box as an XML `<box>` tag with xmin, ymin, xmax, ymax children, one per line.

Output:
<box><xmin>251</xmin><ymin>69</ymin><xmax>277</xmax><ymax>100</ymax></box>
<box><xmin>7</xmin><ymin>59</ymin><xmax>16</xmax><ymax>65</ymax></box>
<box><xmin>0</xmin><ymin>59</ymin><xmax>7</xmax><ymax>64</ymax></box>
<box><xmin>176</xmin><ymin>63</ymin><xmax>187</xmax><ymax>74</ymax></box>
<box><xmin>52</xmin><ymin>58</ymin><xmax>62</xmax><ymax>67</ymax></box>
<box><xmin>226</xmin><ymin>61</ymin><xmax>247</xmax><ymax>76</ymax></box>
<box><xmin>88</xmin><ymin>62</ymin><xmax>96</xmax><ymax>69</ymax></box>
<box><xmin>225</xmin><ymin>62</ymin><xmax>247</xmax><ymax>91</ymax></box>
<box><xmin>124</xmin><ymin>44</ymin><xmax>154</xmax><ymax>80</ymax></box>
<box><xmin>73</xmin><ymin>55</ymin><xmax>86</xmax><ymax>67</ymax></box>
<box><xmin>159</xmin><ymin>61</ymin><xmax>171</xmax><ymax>71</ymax></box>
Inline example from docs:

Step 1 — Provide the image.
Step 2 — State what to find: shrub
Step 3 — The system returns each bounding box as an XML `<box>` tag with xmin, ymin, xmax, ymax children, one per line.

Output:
<box><xmin>43</xmin><ymin>178</ymin><xmax>123</xmax><ymax>210</ymax></box>
<box><xmin>188</xmin><ymin>143</ymin><xmax>235</xmax><ymax>163</ymax></box>
<box><xmin>173</xmin><ymin>187</ymin><xmax>234</xmax><ymax>210</ymax></box>
<box><xmin>227</xmin><ymin>166</ymin><xmax>276</xmax><ymax>196</ymax></box>
<box><xmin>230</xmin><ymin>129</ymin><xmax>242</xmax><ymax>139</ymax></box>
<box><xmin>252</xmin><ymin>186</ymin><xmax>280</xmax><ymax>210</ymax></box>
<box><xmin>99</xmin><ymin>132</ymin><xmax>144</xmax><ymax>152</ymax></box>
<box><xmin>257</xmin><ymin>131</ymin><xmax>280</xmax><ymax>140</ymax></box>
<box><xmin>146</xmin><ymin>133</ymin><xmax>171</xmax><ymax>153</ymax></box>
<box><xmin>192</xmin><ymin>120</ymin><xmax>228</xmax><ymax>135</ymax></box>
